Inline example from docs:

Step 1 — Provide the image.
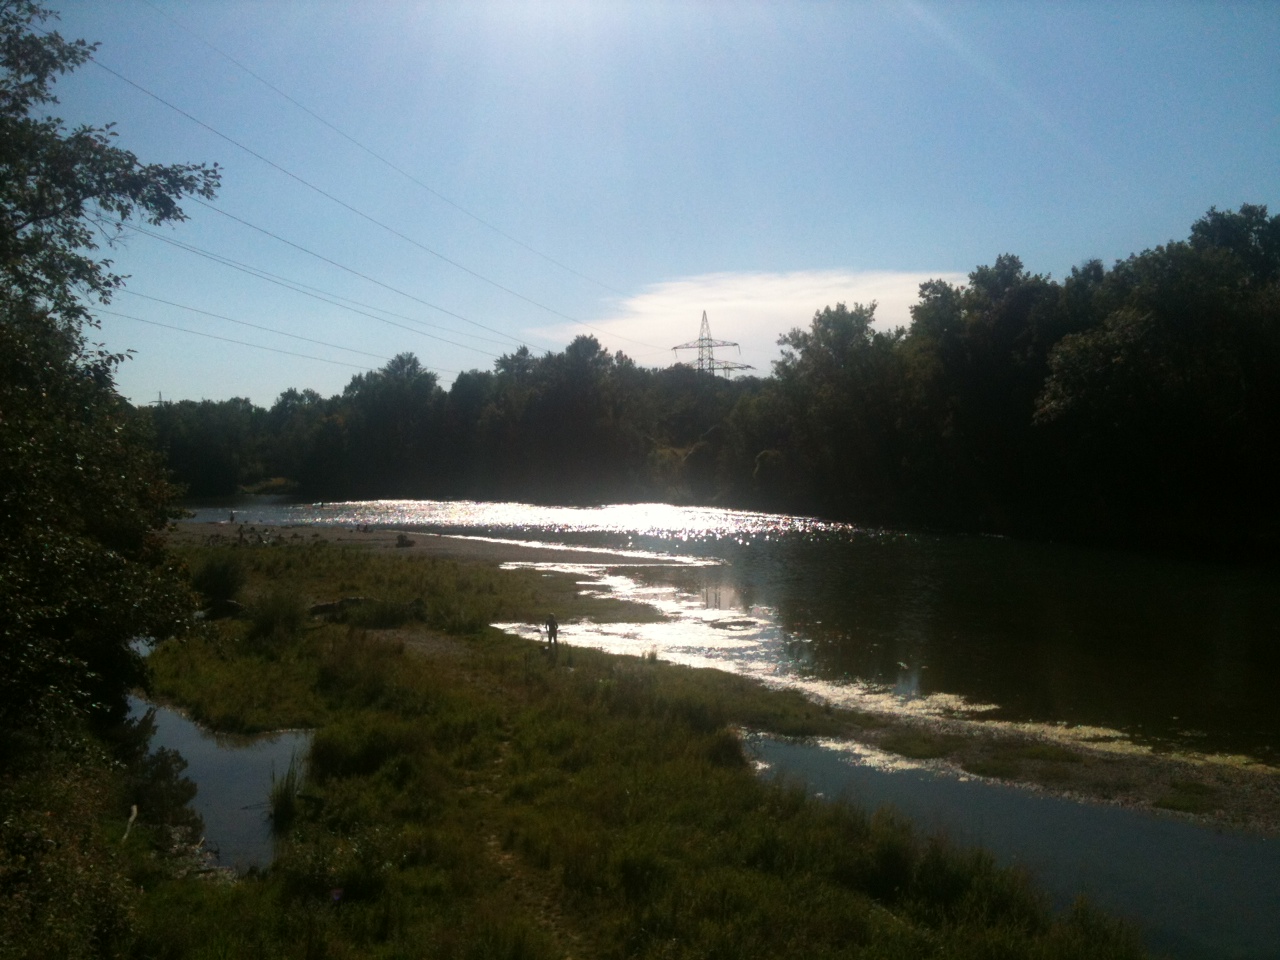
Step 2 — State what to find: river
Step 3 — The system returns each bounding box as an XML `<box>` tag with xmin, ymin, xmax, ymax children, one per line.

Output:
<box><xmin>177</xmin><ymin>498</ymin><xmax>1280</xmax><ymax>958</ymax></box>
<box><xmin>190</xmin><ymin>497</ymin><xmax>1280</xmax><ymax>763</ymax></box>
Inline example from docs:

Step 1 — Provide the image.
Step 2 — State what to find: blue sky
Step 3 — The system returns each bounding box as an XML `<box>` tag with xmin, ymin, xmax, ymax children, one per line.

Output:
<box><xmin>46</xmin><ymin>0</ymin><xmax>1280</xmax><ymax>406</ymax></box>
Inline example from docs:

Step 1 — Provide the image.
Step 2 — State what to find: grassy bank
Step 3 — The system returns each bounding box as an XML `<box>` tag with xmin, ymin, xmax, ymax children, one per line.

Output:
<box><xmin>129</xmin><ymin>536</ymin><xmax>1147</xmax><ymax>958</ymax></box>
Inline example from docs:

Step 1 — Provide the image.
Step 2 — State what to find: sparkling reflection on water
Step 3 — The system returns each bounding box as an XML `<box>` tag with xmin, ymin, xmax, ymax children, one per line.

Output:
<box><xmin>189</xmin><ymin>498</ymin><xmax>1280</xmax><ymax>761</ymax></box>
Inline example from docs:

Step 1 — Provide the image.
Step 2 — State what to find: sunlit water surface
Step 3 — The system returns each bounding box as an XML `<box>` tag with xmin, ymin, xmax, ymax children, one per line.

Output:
<box><xmin>190</xmin><ymin>497</ymin><xmax>1280</xmax><ymax>762</ymax></box>
<box><xmin>185</xmin><ymin>498</ymin><xmax>1280</xmax><ymax>956</ymax></box>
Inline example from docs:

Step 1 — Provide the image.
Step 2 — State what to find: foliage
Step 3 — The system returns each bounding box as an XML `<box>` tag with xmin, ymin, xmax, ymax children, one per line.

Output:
<box><xmin>0</xmin><ymin>305</ymin><xmax>193</xmax><ymax>744</ymax></box>
<box><xmin>0</xmin><ymin>709</ymin><xmax>205</xmax><ymax>960</ymax></box>
<box><xmin>1034</xmin><ymin>205</ymin><xmax>1280</xmax><ymax>550</ymax></box>
<box><xmin>0</xmin><ymin>751</ymin><xmax>135</xmax><ymax>960</ymax></box>
<box><xmin>0</xmin><ymin>0</ymin><xmax>219</xmax><ymax>748</ymax></box>
<box><xmin>190</xmin><ymin>550</ymin><xmax>245</xmax><ymax>607</ymax></box>
<box><xmin>773</xmin><ymin>301</ymin><xmax>906</xmax><ymax>520</ymax></box>
<box><xmin>0</xmin><ymin>0</ymin><xmax>218</xmax><ymax>331</ymax></box>
<box><xmin>146</xmin><ymin>205</ymin><xmax>1280</xmax><ymax>556</ymax></box>
<box><xmin>0</xmin><ymin>8</ymin><xmax>218</xmax><ymax>953</ymax></box>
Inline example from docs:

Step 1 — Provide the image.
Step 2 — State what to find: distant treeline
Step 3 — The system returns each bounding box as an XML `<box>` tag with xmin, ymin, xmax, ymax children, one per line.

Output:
<box><xmin>141</xmin><ymin>205</ymin><xmax>1280</xmax><ymax>556</ymax></box>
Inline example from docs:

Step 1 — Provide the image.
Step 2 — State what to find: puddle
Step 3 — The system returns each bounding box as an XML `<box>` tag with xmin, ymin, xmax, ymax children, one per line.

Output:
<box><xmin>128</xmin><ymin>698</ymin><xmax>311</xmax><ymax>872</ymax></box>
<box><xmin>750</xmin><ymin>734</ymin><xmax>1280</xmax><ymax>960</ymax></box>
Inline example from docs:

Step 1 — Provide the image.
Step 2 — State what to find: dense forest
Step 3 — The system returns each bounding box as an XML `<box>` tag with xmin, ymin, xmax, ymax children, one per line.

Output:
<box><xmin>145</xmin><ymin>203</ymin><xmax>1280</xmax><ymax>557</ymax></box>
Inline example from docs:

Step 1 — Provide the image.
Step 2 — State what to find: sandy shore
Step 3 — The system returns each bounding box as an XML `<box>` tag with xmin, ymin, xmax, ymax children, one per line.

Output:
<box><xmin>170</xmin><ymin>520</ymin><xmax>684</xmax><ymax>566</ymax></box>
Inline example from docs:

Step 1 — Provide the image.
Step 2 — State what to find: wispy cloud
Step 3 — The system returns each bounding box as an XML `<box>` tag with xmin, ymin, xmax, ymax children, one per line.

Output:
<box><xmin>532</xmin><ymin>269</ymin><xmax>966</xmax><ymax>373</ymax></box>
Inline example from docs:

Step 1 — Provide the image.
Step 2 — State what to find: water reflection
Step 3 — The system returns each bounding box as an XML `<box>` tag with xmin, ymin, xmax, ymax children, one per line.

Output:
<box><xmin>186</xmin><ymin>498</ymin><xmax>1280</xmax><ymax>761</ymax></box>
<box><xmin>127</xmin><ymin>698</ymin><xmax>311</xmax><ymax>872</ymax></box>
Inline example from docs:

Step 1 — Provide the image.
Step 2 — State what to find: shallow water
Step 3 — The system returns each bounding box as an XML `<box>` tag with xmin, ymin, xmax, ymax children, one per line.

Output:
<box><xmin>128</xmin><ymin>698</ymin><xmax>310</xmax><ymax>871</ymax></box>
<box><xmin>751</xmin><ymin>734</ymin><xmax>1280</xmax><ymax>960</ymax></box>
<box><xmin>189</xmin><ymin>497</ymin><xmax>1280</xmax><ymax>762</ymax></box>
<box><xmin>181</xmin><ymin>498</ymin><xmax>1280</xmax><ymax>953</ymax></box>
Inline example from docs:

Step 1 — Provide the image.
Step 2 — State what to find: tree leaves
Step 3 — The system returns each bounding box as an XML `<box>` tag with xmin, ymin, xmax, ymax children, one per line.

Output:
<box><xmin>0</xmin><ymin>1</ymin><xmax>216</xmax><ymax>749</ymax></box>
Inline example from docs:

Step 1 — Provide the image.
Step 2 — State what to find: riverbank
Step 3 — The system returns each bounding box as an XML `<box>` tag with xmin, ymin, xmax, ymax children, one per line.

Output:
<box><xmin>140</xmin><ymin>527</ymin><xmax>1149</xmax><ymax>958</ymax></box>
<box><xmin>171</xmin><ymin>520</ymin><xmax>690</xmax><ymax>565</ymax></box>
<box><xmin>168</xmin><ymin>521</ymin><xmax>1280</xmax><ymax>837</ymax></box>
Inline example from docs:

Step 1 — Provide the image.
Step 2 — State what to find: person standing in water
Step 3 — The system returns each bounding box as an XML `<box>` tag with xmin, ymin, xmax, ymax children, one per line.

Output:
<box><xmin>545</xmin><ymin>614</ymin><xmax>558</xmax><ymax>647</ymax></box>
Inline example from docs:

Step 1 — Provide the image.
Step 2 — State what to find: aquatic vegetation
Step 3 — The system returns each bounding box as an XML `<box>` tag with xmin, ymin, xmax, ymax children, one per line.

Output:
<box><xmin>269</xmin><ymin>752</ymin><xmax>304</xmax><ymax>834</ymax></box>
<box><xmin>879</xmin><ymin>730</ymin><xmax>966</xmax><ymax>760</ymax></box>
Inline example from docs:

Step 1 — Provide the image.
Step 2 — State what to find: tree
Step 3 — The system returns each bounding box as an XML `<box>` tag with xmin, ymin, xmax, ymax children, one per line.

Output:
<box><xmin>0</xmin><ymin>0</ymin><xmax>220</xmax><ymax>750</ymax></box>
<box><xmin>1035</xmin><ymin>205</ymin><xmax>1280</xmax><ymax>550</ymax></box>
<box><xmin>772</xmin><ymin>303</ymin><xmax>905</xmax><ymax>519</ymax></box>
<box><xmin>0</xmin><ymin>1</ymin><xmax>218</xmax><ymax>330</ymax></box>
<box><xmin>340</xmin><ymin>352</ymin><xmax>442</xmax><ymax>495</ymax></box>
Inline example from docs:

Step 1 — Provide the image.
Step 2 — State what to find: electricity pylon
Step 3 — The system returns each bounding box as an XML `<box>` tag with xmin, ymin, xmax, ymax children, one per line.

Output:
<box><xmin>672</xmin><ymin>311</ymin><xmax>754</xmax><ymax>377</ymax></box>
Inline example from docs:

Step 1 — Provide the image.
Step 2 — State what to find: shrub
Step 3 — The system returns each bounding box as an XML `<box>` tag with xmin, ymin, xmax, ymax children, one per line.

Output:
<box><xmin>191</xmin><ymin>551</ymin><xmax>246</xmax><ymax>607</ymax></box>
<box><xmin>248</xmin><ymin>589</ymin><xmax>308</xmax><ymax>652</ymax></box>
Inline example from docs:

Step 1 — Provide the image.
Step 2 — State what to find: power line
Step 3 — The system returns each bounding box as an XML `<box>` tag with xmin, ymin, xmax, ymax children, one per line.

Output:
<box><xmin>89</xmin><ymin>54</ymin><xmax>596</xmax><ymax>330</ymax></box>
<box><xmin>189</xmin><ymin>197</ymin><xmax>540</xmax><ymax>348</ymax></box>
<box><xmin>85</xmin><ymin>48</ymin><xmax>668</xmax><ymax>353</ymax></box>
<box><xmin>98</xmin><ymin>308</ymin><xmax>379</xmax><ymax>370</ymax></box>
<box><xmin>134</xmin><ymin>0</ymin><xmax>629</xmax><ymax>299</ymax></box>
<box><xmin>113</xmin><ymin>218</ymin><xmax>507</xmax><ymax>356</ymax></box>
<box><xmin>117</xmin><ymin>290</ymin><xmax>394</xmax><ymax>361</ymax></box>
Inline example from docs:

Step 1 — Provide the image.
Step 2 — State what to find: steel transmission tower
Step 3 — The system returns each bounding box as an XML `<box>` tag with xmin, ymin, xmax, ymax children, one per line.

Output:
<box><xmin>672</xmin><ymin>311</ymin><xmax>754</xmax><ymax>377</ymax></box>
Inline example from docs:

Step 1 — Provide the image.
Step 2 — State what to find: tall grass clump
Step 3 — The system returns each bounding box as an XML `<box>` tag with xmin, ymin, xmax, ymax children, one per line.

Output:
<box><xmin>269</xmin><ymin>751</ymin><xmax>304</xmax><ymax>834</ymax></box>
<box><xmin>248</xmin><ymin>588</ymin><xmax>308</xmax><ymax>652</ymax></box>
<box><xmin>191</xmin><ymin>550</ymin><xmax>246</xmax><ymax>609</ymax></box>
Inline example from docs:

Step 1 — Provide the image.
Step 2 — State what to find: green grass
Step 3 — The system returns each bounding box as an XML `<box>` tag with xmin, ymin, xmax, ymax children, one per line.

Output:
<box><xmin>880</xmin><ymin>730</ymin><xmax>966</xmax><ymax>760</ymax></box>
<box><xmin>1153</xmin><ymin>780</ymin><xmax>1219</xmax><ymax>814</ymax></box>
<box><xmin>128</xmin><ymin>537</ymin><xmax>1150</xmax><ymax>959</ymax></box>
<box><xmin>961</xmin><ymin>742</ymin><xmax>1085</xmax><ymax>781</ymax></box>
<box><xmin>269</xmin><ymin>751</ymin><xmax>304</xmax><ymax>834</ymax></box>
<box><xmin>961</xmin><ymin>756</ymin><xmax>1022</xmax><ymax>779</ymax></box>
<box><xmin>1014</xmin><ymin>742</ymin><xmax>1084</xmax><ymax>764</ymax></box>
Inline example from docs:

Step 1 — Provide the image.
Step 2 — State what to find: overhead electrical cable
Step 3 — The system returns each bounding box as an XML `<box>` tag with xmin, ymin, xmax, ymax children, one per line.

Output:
<box><xmin>117</xmin><ymin>290</ymin><xmax>393</xmax><ymax>361</ymax></box>
<box><xmin>188</xmin><ymin>198</ymin><xmax>539</xmax><ymax>348</ymax></box>
<box><xmin>98</xmin><ymin>308</ymin><xmax>379</xmax><ymax>370</ymax></box>
<box><xmin>90</xmin><ymin>55</ymin><xmax>594</xmax><ymax>330</ymax></box>
<box><xmin>113</xmin><ymin>220</ymin><xmax>506</xmax><ymax>356</ymax></box>
<box><xmin>135</xmin><ymin>0</ymin><xmax>629</xmax><ymax>299</ymax></box>
<box><xmin>85</xmin><ymin>51</ymin><xmax>668</xmax><ymax>353</ymax></box>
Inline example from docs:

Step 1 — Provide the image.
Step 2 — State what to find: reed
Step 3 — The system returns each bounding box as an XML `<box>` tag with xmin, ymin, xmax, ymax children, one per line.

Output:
<box><xmin>269</xmin><ymin>751</ymin><xmax>303</xmax><ymax>834</ymax></box>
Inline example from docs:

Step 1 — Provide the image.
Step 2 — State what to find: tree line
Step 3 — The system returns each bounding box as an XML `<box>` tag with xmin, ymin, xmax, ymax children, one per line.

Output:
<box><xmin>144</xmin><ymin>202</ymin><xmax>1280</xmax><ymax>558</ymax></box>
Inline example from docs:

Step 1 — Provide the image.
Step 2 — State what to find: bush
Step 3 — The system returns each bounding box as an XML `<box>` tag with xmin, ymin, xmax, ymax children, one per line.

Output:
<box><xmin>192</xmin><ymin>551</ymin><xmax>246</xmax><ymax>607</ymax></box>
<box><xmin>248</xmin><ymin>589</ymin><xmax>308</xmax><ymax>652</ymax></box>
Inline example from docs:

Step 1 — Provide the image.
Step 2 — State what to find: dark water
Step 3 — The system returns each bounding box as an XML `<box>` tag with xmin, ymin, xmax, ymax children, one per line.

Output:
<box><xmin>752</xmin><ymin>735</ymin><xmax>1280</xmax><ymax>960</ymax></box>
<box><xmin>191</xmin><ymin>498</ymin><xmax>1280</xmax><ymax>761</ymax></box>
<box><xmin>706</xmin><ymin>532</ymin><xmax>1280</xmax><ymax>760</ymax></box>
<box><xmin>128</xmin><ymin>698</ymin><xmax>310</xmax><ymax>871</ymax></box>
